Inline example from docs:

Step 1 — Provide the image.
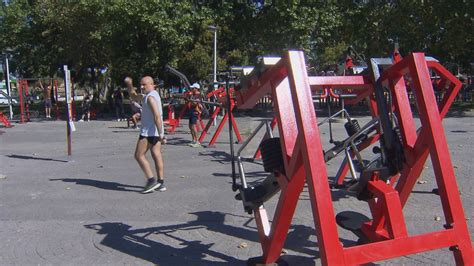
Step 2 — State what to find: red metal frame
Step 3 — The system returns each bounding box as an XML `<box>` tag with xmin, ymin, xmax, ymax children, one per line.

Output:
<box><xmin>252</xmin><ymin>81</ymin><xmax>370</xmax><ymax>161</ymax></box>
<box><xmin>333</xmin><ymin>60</ymin><xmax>461</xmax><ymax>186</ymax></box>
<box><xmin>198</xmin><ymin>87</ymin><xmax>242</xmax><ymax>147</ymax></box>
<box><xmin>0</xmin><ymin>112</ymin><xmax>12</xmax><ymax>127</ymax></box>
<box><xmin>236</xmin><ymin>51</ymin><xmax>473</xmax><ymax>265</ymax></box>
<box><xmin>163</xmin><ymin>103</ymin><xmax>178</xmax><ymax>127</ymax></box>
<box><xmin>24</xmin><ymin>82</ymin><xmax>30</xmax><ymax>121</ymax></box>
<box><xmin>166</xmin><ymin>91</ymin><xmax>205</xmax><ymax>133</ymax></box>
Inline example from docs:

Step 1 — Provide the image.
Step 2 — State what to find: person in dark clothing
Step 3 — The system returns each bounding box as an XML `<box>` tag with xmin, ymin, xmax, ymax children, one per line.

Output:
<box><xmin>188</xmin><ymin>83</ymin><xmax>203</xmax><ymax>147</ymax></box>
<box><xmin>39</xmin><ymin>80</ymin><xmax>53</xmax><ymax>119</ymax></box>
<box><xmin>79</xmin><ymin>92</ymin><xmax>92</xmax><ymax>122</ymax></box>
<box><xmin>113</xmin><ymin>87</ymin><xmax>125</xmax><ymax>121</ymax></box>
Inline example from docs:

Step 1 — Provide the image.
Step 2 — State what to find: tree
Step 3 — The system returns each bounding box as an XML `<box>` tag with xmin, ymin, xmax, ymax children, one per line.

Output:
<box><xmin>1</xmin><ymin>0</ymin><xmax>472</xmax><ymax>86</ymax></box>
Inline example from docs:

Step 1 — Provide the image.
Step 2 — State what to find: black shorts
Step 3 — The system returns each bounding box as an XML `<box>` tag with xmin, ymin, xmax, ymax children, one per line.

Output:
<box><xmin>45</xmin><ymin>99</ymin><xmax>52</xmax><ymax>108</ymax></box>
<box><xmin>82</xmin><ymin>105</ymin><xmax>91</xmax><ymax>113</ymax></box>
<box><xmin>189</xmin><ymin>111</ymin><xmax>199</xmax><ymax>125</ymax></box>
<box><xmin>139</xmin><ymin>135</ymin><xmax>161</xmax><ymax>145</ymax></box>
<box><xmin>131</xmin><ymin>105</ymin><xmax>141</xmax><ymax>115</ymax></box>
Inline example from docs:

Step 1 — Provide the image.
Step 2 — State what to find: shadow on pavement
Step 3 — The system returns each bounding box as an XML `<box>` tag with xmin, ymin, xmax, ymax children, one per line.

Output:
<box><xmin>7</xmin><ymin>154</ymin><xmax>69</xmax><ymax>163</ymax></box>
<box><xmin>213</xmin><ymin>171</ymin><xmax>267</xmax><ymax>179</ymax></box>
<box><xmin>112</xmin><ymin>130</ymin><xmax>137</xmax><ymax>133</ymax></box>
<box><xmin>84</xmin><ymin>211</ymin><xmax>363</xmax><ymax>265</ymax></box>
<box><xmin>108</xmin><ymin>126</ymin><xmax>130</xmax><ymax>129</ymax></box>
<box><xmin>85</xmin><ymin>211</ymin><xmax>247</xmax><ymax>265</ymax></box>
<box><xmin>199</xmin><ymin>150</ymin><xmax>232</xmax><ymax>164</ymax></box>
<box><xmin>49</xmin><ymin>178</ymin><xmax>142</xmax><ymax>192</ymax></box>
<box><xmin>166</xmin><ymin>137</ymin><xmax>191</xmax><ymax>146</ymax></box>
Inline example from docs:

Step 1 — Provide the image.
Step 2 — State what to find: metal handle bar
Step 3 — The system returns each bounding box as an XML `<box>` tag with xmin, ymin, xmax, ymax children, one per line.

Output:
<box><xmin>342</xmin><ymin>118</ymin><xmax>380</xmax><ymax>180</ymax></box>
<box><xmin>236</xmin><ymin>119</ymin><xmax>273</xmax><ymax>189</ymax></box>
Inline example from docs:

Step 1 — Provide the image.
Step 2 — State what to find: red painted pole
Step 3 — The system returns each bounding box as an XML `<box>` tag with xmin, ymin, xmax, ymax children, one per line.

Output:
<box><xmin>208</xmin><ymin>111</ymin><xmax>227</xmax><ymax>147</ymax></box>
<box><xmin>198</xmin><ymin>106</ymin><xmax>221</xmax><ymax>143</ymax></box>
<box><xmin>25</xmin><ymin>81</ymin><xmax>30</xmax><ymax>121</ymax></box>
<box><xmin>19</xmin><ymin>80</ymin><xmax>25</xmax><ymax>123</ymax></box>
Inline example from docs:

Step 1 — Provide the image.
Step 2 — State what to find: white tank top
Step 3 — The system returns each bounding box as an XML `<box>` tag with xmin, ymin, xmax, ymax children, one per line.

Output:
<box><xmin>140</xmin><ymin>90</ymin><xmax>164</xmax><ymax>137</ymax></box>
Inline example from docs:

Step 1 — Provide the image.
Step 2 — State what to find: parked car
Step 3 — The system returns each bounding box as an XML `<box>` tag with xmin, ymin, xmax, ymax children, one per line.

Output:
<box><xmin>0</xmin><ymin>86</ymin><xmax>18</xmax><ymax>105</ymax></box>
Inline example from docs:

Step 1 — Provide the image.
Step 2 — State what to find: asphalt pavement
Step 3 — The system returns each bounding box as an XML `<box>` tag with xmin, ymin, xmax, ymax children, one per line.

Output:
<box><xmin>0</xmin><ymin>115</ymin><xmax>472</xmax><ymax>265</ymax></box>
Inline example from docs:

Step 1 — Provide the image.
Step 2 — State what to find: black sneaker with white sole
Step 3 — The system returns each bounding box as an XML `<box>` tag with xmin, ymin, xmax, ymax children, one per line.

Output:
<box><xmin>156</xmin><ymin>180</ymin><xmax>167</xmax><ymax>192</ymax></box>
<box><xmin>142</xmin><ymin>178</ymin><xmax>161</xmax><ymax>194</ymax></box>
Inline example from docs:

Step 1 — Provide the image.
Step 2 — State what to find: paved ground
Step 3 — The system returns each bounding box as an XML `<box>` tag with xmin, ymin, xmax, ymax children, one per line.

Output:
<box><xmin>0</xmin><ymin>113</ymin><xmax>473</xmax><ymax>265</ymax></box>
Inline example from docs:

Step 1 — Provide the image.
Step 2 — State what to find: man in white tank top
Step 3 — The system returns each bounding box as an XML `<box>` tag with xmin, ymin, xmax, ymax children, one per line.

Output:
<box><xmin>134</xmin><ymin>76</ymin><xmax>166</xmax><ymax>193</ymax></box>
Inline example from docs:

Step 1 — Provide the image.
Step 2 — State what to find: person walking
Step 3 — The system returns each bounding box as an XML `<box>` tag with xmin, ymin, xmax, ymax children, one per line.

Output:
<box><xmin>134</xmin><ymin>76</ymin><xmax>166</xmax><ymax>193</ymax></box>
<box><xmin>113</xmin><ymin>87</ymin><xmax>125</xmax><ymax>121</ymax></box>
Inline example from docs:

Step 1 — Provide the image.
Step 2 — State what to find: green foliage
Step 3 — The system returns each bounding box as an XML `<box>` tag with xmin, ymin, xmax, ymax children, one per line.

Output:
<box><xmin>1</xmin><ymin>0</ymin><xmax>472</xmax><ymax>87</ymax></box>
<box><xmin>320</xmin><ymin>42</ymin><xmax>348</xmax><ymax>68</ymax></box>
<box><xmin>179</xmin><ymin>42</ymin><xmax>212</xmax><ymax>82</ymax></box>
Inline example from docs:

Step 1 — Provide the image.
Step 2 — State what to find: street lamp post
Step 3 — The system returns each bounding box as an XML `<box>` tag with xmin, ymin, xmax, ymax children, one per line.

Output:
<box><xmin>3</xmin><ymin>54</ymin><xmax>13</xmax><ymax>120</ymax></box>
<box><xmin>208</xmin><ymin>25</ymin><xmax>218</xmax><ymax>125</ymax></box>
<box><xmin>208</xmin><ymin>25</ymin><xmax>217</xmax><ymax>90</ymax></box>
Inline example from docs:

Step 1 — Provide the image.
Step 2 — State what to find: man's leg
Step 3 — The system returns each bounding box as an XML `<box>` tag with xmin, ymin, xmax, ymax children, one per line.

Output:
<box><xmin>119</xmin><ymin>104</ymin><xmax>125</xmax><ymax>120</ymax></box>
<box><xmin>135</xmin><ymin>137</ymin><xmax>161</xmax><ymax>193</ymax></box>
<box><xmin>150</xmin><ymin>142</ymin><xmax>164</xmax><ymax>180</ymax></box>
<box><xmin>115</xmin><ymin>105</ymin><xmax>120</xmax><ymax>120</ymax></box>
<box><xmin>189</xmin><ymin>122</ymin><xmax>195</xmax><ymax>142</ymax></box>
<box><xmin>134</xmin><ymin>138</ymin><xmax>153</xmax><ymax>178</ymax></box>
<box><xmin>191</xmin><ymin>124</ymin><xmax>199</xmax><ymax>142</ymax></box>
<box><xmin>132</xmin><ymin>113</ymin><xmax>138</xmax><ymax>127</ymax></box>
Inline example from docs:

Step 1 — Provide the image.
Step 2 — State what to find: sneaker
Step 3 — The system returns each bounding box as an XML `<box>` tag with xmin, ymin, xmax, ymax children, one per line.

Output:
<box><xmin>156</xmin><ymin>180</ymin><xmax>167</xmax><ymax>192</ymax></box>
<box><xmin>142</xmin><ymin>178</ymin><xmax>161</xmax><ymax>194</ymax></box>
<box><xmin>79</xmin><ymin>119</ymin><xmax>84</xmax><ymax>122</ymax></box>
<box><xmin>191</xmin><ymin>142</ymin><xmax>202</xmax><ymax>148</ymax></box>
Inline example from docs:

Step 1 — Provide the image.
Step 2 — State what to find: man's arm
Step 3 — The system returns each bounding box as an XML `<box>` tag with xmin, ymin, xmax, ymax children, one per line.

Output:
<box><xmin>148</xmin><ymin>96</ymin><xmax>164</xmax><ymax>139</ymax></box>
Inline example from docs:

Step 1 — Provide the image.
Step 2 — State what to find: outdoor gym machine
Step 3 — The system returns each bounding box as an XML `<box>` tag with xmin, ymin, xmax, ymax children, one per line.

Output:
<box><xmin>226</xmin><ymin>50</ymin><xmax>472</xmax><ymax>265</ymax></box>
<box><xmin>197</xmin><ymin>86</ymin><xmax>242</xmax><ymax>147</ymax></box>
<box><xmin>166</xmin><ymin>90</ymin><xmax>206</xmax><ymax>133</ymax></box>
<box><xmin>164</xmin><ymin>65</ymin><xmax>205</xmax><ymax>133</ymax></box>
